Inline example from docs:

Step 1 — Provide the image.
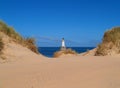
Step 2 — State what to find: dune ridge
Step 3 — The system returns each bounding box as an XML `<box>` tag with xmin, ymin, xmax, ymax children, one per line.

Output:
<box><xmin>0</xmin><ymin>22</ymin><xmax>120</xmax><ymax>88</ymax></box>
<box><xmin>0</xmin><ymin>34</ymin><xmax>120</xmax><ymax>88</ymax></box>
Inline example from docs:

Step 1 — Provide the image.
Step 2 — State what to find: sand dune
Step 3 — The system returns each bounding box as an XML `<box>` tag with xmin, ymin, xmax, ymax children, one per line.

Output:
<box><xmin>0</xmin><ymin>55</ymin><xmax>120</xmax><ymax>88</ymax></box>
<box><xmin>0</xmin><ymin>32</ymin><xmax>120</xmax><ymax>88</ymax></box>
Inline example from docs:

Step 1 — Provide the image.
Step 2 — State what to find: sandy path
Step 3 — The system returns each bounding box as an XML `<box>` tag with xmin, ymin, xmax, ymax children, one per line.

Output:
<box><xmin>0</xmin><ymin>56</ymin><xmax>120</xmax><ymax>88</ymax></box>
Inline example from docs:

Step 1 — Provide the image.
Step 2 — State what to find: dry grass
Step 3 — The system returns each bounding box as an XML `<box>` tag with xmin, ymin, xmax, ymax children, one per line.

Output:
<box><xmin>0</xmin><ymin>37</ymin><xmax>4</xmax><ymax>59</ymax></box>
<box><xmin>0</xmin><ymin>21</ymin><xmax>22</xmax><ymax>40</ymax></box>
<box><xmin>0</xmin><ymin>37</ymin><xmax>4</xmax><ymax>54</ymax></box>
<box><xmin>0</xmin><ymin>20</ymin><xmax>39</xmax><ymax>54</ymax></box>
<box><xmin>103</xmin><ymin>27</ymin><xmax>120</xmax><ymax>44</ymax></box>
<box><xmin>95</xmin><ymin>44</ymin><xmax>108</xmax><ymax>56</ymax></box>
<box><xmin>24</xmin><ymin>38</ymin><xmax>39</xmax><ymax>54</ymax></box>
<box><xmin>95</xmin><ymin>27</ymin><xmax>120</xmax><ymax>56</ymax></box>
<box><xmin>54</xmin><ymin>48</ymin><xmax>77</xmax><ymax>57</ymax></box>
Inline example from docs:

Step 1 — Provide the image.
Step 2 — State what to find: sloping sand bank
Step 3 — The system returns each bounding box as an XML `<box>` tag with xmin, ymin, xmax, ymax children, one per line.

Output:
<box><xmin>0</xmin><ymin>56</ymin><xmax>120</xmax><ymax>88</ymax></box>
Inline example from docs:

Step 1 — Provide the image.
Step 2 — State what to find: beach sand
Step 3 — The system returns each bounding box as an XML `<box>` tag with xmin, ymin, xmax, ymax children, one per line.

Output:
<box><xmin>0</xmin><ymin>33</ymin><xmax>120</xmax><ymax>88</ymax></box>
<box><xmin>0</xmin><ymin>55</ymin><xmax>120</xmax><ymax>88</ymax></box>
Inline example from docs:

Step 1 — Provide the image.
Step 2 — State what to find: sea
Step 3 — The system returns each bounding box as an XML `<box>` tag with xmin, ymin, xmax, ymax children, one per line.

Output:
<box><xmin>38</xmin><ymin>47</ymin><xmax>95</xmax><ymax>57</ymax></box>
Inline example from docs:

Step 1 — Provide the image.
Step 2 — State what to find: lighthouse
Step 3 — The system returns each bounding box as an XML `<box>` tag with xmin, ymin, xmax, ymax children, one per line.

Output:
<box><xmin>61</xmin><ymin>38</ymin><xmax>66</xmax><ymax>50</ymax></box>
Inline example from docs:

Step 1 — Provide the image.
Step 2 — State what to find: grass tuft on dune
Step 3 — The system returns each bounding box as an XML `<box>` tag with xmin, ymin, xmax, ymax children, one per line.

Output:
<box><xmin>54</xmin><ymin>48</ymin><xmax>77</xmax><ymax>57</ymax></box>
<box><xmin>0</xmin><ymin>20</ymin><xmax>39</xmax><ymax>54</ymax></box>
<box><xmin>95</xmin><ymin>27</ymin><xmax>120</xmax><ymax>56</ymax></box>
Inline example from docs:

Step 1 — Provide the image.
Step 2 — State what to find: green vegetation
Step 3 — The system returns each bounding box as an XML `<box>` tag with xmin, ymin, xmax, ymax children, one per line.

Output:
<box><xmin>54</xmin><ymin>48</ymin><xmax>77</xmax><ymax>57</ymax></box>
<box><xmin>0</xmin><ymin>20</ymin><xmax>39</xmax><ymax>54</ymax></box>
<box><xmin>95</xmin><ymin>27</ymin><xmax>120</xmax><ymax>56</ymax></box>
<box><xmin>0</xmin><ymin>37</ymin><xmax>4</xmax><ymax>54</ymax></box>
<box><xmin>0</xmin><ymin>21</ymin><xmax>22</xmax><ymax>40</ymax></box>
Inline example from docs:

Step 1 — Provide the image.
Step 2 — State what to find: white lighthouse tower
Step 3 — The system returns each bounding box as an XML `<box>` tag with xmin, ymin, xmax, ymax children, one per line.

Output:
<box><xmin>61</xmin><ymin>38</ymin><xmax>66</xmax><ymax>50</ymax></box>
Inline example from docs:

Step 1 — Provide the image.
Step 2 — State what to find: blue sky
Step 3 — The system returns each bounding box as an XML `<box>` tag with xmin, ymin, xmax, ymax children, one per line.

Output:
<box><xmin>0</xmin><ymin>0</ymin><xmax>120</xmax><ymax>47</ymax></box>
